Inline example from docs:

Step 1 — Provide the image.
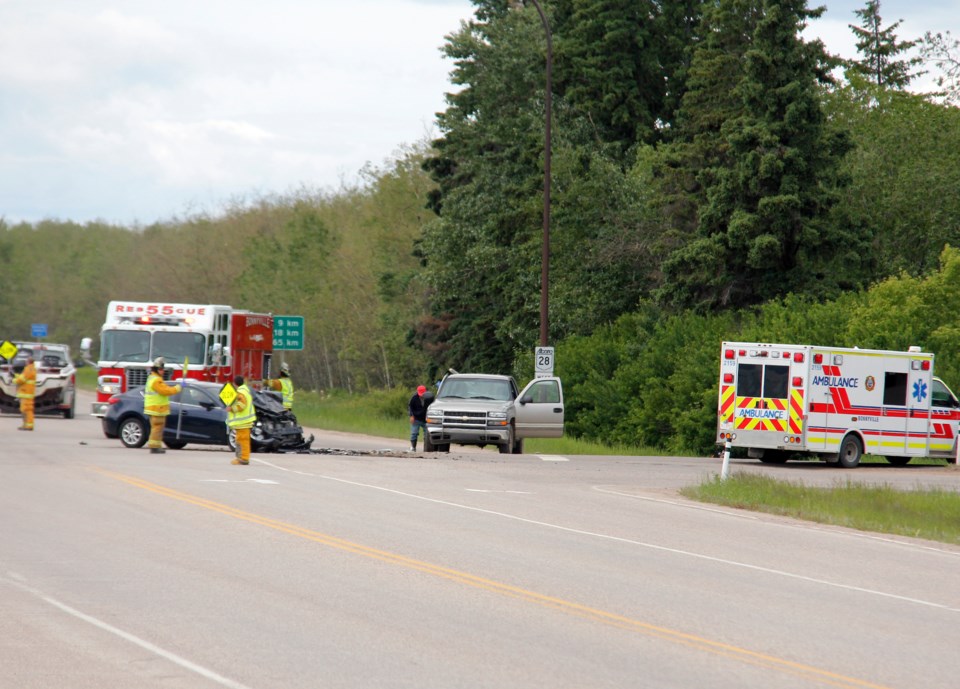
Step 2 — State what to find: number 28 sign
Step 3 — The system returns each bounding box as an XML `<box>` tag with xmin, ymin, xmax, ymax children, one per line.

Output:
<box><xmin>535</xmin><ymin>346</ymin><xmax>555</xmax><ymax>378</ymax></box>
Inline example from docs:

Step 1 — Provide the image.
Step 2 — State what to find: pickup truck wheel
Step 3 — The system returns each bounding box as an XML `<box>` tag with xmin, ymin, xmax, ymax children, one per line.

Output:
<box><xmin>838</xmin><ymin>435</ymin><xmax>863</xmax><ymax>468</ymax></box>
<box><xmin>424</xmin><ymin>435</ymin><xmax>435</xmax><ymax>452</ymax></box>
<box><xmin>499</xmin><ymin>427</ymin><xmax>514</xmax><ymax>455</ymax></box>
<box><xmin>119</xmin><ymin>417</ymin><xmax>149</xmax><ymax>448</ymax></box>
<box><xmin>63</xmin><ymin>394</ymin><xmax>75</xmax><ymax>419</ymax></box>
<box><xmin>438</xmin><ymin>444</ymin><xmax>450</xmax><ymax>452</ymax></box>
<box><xmin>511</xmin><ymin>437</ymin><xmax>524</xmax><ymax>455</ymax></box>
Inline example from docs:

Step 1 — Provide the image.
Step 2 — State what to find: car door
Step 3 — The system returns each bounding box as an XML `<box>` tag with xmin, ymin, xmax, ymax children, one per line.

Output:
<box><xmin>165</xmin><ymin>385</ymin><xmax>228</xmax><ymax>444</ymax></box>
<box><xmin>515</xmin><ymin>377</ymin><xmax>564</xmax><ymax>438</ymax></box>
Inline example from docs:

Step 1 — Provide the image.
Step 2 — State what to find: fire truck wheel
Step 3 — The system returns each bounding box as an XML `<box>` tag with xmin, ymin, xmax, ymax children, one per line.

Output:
<box><xmin>885</xmin><ymin>456</ymin><xmax>912</xmax><ymax>466</ymax></box>
<box><xmin>758</xmin><ymin>450</ymin><xmax>788</xmax><ymax>464</ymax></box>
<box><xmin>119</xmin><ymin>417</ymin><xmax>148</xmax><ymax>448</ymax></box>
<box><xmin>838</xmin><ymin>435</ymin><xmax>863</xmax><ymax>468</ymax></box>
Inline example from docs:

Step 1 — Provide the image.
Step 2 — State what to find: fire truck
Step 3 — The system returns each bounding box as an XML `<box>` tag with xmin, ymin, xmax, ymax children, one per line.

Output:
<box><xmin>717</xmin><ymin>342</ymin><xmax>960</xmax><ymax>468</ymax></box>
<box><xmin>89</xmin><ymin>301</ymin><xmax>274</xmax><ymax>416</ymax></box>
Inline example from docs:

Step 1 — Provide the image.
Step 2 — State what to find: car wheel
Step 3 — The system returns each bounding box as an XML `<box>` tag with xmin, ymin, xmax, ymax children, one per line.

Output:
<box><xmin>228</xmin><ymin>429</ymin><xmax>238</xmax><ymax>453</ymax></box>
<box><xmin>119</xmin><ymin>417</ymin><xmax>149</xmax><ymax>448</ymax></box>
<box><xmin>164</xmin><ymin>440</ymin><xmax>187</xmax><ymax>450</ymax></box>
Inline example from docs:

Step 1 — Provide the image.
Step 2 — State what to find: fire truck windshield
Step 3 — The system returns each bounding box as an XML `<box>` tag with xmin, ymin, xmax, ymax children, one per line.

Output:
<box><xmin>101</xmin><ymin>330</ymin><xmax>206</xmax><ymax>365</ymax></box>
<box><xmin>101</xmin><ymin>330</ymin><xmax>151</xmax><ymax>363</ymax></box>
<box><xmin>153</xmin><ymin>332</ymin><xmax>207</xmax><ymax>365</ymax></box>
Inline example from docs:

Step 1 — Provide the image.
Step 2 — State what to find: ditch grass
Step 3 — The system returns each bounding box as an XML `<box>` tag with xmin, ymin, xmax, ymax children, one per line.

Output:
<box><xmin>681</xmin><ymin>473</ymin><xmax>960</xmax><ymax>546</ymax></box>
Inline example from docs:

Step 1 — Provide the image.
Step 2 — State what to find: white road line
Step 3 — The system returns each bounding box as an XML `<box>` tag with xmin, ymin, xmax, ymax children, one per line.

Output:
<box><xmin>537</xmin><ymin>455</ymin><xmax>569</xmax><ymax>461</ymax></box>
<box><xmin>3</xmin><ymin>573</ymin><xmax>254</xmax><ymax>689</ymax></box>
<box><xmin>256</xmin><ymin>457</ymin><xmax>960</xmax><ymax>614</ymax></box>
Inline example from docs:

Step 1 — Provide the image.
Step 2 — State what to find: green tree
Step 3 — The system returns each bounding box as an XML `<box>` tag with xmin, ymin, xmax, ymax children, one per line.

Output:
<box><xmin>847</xmin><ymin>0</ymin><xmax>921</xmax><ymax>89</ymax></box>
<box><xmin>921</xmin><ymin>30</ymin><xmax>960</xmax><ymax>104</ymax></box>
<box><xmin>658</xmin><ymin>0</ymin><xmax>864</xmax><ymax>312</ymax></box>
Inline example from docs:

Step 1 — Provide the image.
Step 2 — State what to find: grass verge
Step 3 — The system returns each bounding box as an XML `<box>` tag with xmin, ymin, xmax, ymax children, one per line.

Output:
<box><xmin>681</xmin><ymin>473</ymin><xmax>960</xmax><ymax>545</ymax></box>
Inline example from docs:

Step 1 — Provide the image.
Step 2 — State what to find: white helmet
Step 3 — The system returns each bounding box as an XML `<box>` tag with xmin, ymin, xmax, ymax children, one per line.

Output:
<box><xmin>280</xmin><ymin>362</ymin><xmax>290</xmax><ymax>374</ymax></box>
<box><xmin>153</xmin><ymin>356</ymin><xmax>166</xmax><ymax>368</ymax></box>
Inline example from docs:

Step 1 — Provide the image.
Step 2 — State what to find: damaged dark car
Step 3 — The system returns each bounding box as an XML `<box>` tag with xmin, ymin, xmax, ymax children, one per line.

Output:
<box><xmin>102</xmin><ymin>380</ymin><xmax>313</xmax><ymax>452</ymax></box>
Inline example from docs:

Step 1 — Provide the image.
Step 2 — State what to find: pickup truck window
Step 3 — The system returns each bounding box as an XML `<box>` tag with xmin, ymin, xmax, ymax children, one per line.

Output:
<box><xmin>437</xmin><ymin>378</ymin><xmax>515</xmax><ymax>401</ymax></box>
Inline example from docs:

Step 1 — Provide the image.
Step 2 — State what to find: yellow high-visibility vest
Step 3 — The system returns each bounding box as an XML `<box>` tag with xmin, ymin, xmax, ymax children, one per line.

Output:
<box><xmin>227</xmin><ymin>385</ymin><xmax>256</xmax><ymax>429</ymax></box>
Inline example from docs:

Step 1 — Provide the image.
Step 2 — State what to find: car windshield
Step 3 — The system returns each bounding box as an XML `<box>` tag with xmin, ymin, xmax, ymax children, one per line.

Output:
<box><xmin>437</xmin><ymin>378</ymin><xmax>514</xmax><ymax>401</ymax></box>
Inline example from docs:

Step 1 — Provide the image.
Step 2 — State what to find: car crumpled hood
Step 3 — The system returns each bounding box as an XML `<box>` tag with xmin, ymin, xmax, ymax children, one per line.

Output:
<box><xmin>251</xmin><ymin>389</ymin><xmax>294</xmax><ymax>419</ymax></box>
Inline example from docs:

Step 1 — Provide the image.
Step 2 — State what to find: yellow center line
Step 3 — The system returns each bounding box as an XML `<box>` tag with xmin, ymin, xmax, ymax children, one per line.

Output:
<box><xmin>95</xmin><ymin>468</ymin><xmax>894</xmax><ymax>689</ymax></box>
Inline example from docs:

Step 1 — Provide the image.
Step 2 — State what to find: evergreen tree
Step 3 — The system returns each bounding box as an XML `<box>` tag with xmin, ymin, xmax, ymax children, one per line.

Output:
<box><xmin>658</xmin><ymin>0</ymin><xmax>864</xmax><ymax>311</ymax></box>
<box><xmin>848</xmin><ymin>0</ymin><xmax>921</xmax><ymax>89</ymax></box>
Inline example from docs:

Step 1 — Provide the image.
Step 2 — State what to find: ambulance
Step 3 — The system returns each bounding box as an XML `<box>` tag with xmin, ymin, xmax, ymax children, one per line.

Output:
<box><xmin>88</xmin><ymin>301</ymin><xmax>274</xmax><ymax>416</ymax></box>
<box><xmin>717</xmin><ymin>342</ymin><xmax>960</xmax><ymax>467</ymax></box>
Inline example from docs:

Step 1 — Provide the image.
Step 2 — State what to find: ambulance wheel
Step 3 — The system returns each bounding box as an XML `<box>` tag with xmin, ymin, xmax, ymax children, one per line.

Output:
<box><xmin>885</xmin><ymin>456</ymin><xmax>911</xmax><ymax>466</ymax></box>
<box><xmin>838</xmin><ymin>435</ymin><xmax>863</xmax><ymax>468</ymax></box>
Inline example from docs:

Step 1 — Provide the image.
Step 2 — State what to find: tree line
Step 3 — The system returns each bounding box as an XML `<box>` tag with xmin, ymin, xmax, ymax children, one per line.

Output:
<box><xmin>2</xmin><ymin>0</ymin><xmax>959</xmax><ymax>453</ymax></box>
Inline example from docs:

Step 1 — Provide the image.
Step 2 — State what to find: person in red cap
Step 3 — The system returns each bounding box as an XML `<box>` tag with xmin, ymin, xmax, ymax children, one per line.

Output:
<box><xmin>407</xmin><ymin>384</ymin><xmax>431</xmax><ymax>452</ymax></box>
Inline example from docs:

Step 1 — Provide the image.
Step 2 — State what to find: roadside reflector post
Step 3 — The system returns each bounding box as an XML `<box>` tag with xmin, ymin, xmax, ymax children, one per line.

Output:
<box><xmin>721</xmin><ymin>439</ymin><xmax>731</xmax><ymax>480</ymax></box>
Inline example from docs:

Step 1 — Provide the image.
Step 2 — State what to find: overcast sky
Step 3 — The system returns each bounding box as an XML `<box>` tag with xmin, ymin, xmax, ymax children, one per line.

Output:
<box><xmin>1</xmin><ymin>0</ymin><xmax>956</xmax><ymax>227</ymax></box>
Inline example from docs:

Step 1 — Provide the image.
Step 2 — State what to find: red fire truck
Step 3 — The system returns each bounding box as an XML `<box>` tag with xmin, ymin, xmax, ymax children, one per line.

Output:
<box><xmin>89</xmin><ymin>301</ymin><xmax>274</xmax><ymax>416</ymax></box>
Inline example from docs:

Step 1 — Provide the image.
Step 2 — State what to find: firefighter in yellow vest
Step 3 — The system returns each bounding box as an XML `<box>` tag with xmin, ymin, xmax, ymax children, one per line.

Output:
<box><xmin>227</xmin><ymin>374</ymin><xmax>256</xmax><ymax>465</ymax></box>
<box><xmin>14</xmin><ymin>355</ymin><xmax>37</xmax><ymax>431</ymax></box>
<box><xmin>262</xmin><ymin>362</ymin><xmax>294</xmax><ymax>411</ymax></box>
<box><xmin>143</xmin><ymin>357</ymin><xmax>182</xmax><ymax>454</ymax></box>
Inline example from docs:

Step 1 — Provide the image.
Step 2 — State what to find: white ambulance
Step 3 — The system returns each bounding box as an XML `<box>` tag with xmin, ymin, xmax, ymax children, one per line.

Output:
<box><xmin>717</xmin><ymin>342</ymin><xmax>960</xmax><ymax>468</ymax></box>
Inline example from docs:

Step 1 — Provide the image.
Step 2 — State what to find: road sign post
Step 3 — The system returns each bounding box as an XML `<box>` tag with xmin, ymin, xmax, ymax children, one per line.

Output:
<box><xmin>272</xmin><ymin>316</ymin><xmax>304</xmax><ymax>351</ymax></box>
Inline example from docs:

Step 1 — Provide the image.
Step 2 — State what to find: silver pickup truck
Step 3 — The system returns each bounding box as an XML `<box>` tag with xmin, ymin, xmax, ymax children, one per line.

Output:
<box><xmin>424</xmin><ymin>373</ymin><xmax>564</xmax><ymax>454</ymax></box>
<box><xmin>0</xmin><ymin>341</ymin><xmax>77</xmax><ymax>418</ymax></box>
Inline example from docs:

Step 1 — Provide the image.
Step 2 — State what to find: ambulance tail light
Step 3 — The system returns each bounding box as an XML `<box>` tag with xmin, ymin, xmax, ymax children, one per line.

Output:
<box><xmin>724</xmin><ymin>349</ymin><xmax>735</xmax><ymax>360</ymax></box>
<box><xmin>921</xmin><ymin>361</ymin><xmax>931</xmax><ymax>371</ymax></box>
<box><xmin>792</xmin><ymin>377</ymin><xmax>803</xmax><ymax>387</ymax></box>
<box><xmin>814</xmin><ymin>353</ymin><xmax>823</xmax><ymax>364</ymax></box>
<box><xmin>723</xmin><ymin>373</ymin><xmax>734</xmax><ymax>383</ymax></box>
<box><xmin>793</xmin><ymin>352</ymin><xmax>804</xmax><ymax>363</ymax></box>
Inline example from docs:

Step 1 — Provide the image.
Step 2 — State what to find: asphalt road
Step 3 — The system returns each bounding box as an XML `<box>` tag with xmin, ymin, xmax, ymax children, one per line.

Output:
<box><xmin>2</xmin><ymin>393</ymin><xmax>960</xmax><ymax>689</ymax></box>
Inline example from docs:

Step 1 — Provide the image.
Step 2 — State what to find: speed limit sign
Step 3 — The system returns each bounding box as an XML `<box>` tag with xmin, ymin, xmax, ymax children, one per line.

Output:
<box><xmin>534</xmin><ymin>346</ymin><xmax>555</xmax><ymax>378</ymax></box>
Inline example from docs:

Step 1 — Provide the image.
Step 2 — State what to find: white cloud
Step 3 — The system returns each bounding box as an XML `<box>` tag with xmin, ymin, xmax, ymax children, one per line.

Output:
<box><xmin>0</xmin><ymin>0</ymin><xmax>955</xmax><ymax>226</ymax></box>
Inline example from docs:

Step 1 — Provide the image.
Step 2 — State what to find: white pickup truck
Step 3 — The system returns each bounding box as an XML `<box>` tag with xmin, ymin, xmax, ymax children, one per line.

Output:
<box><xmin>424</xmin><ymin>373</ymin><xmax>564</xmax><ymax>454</ymax></box>
<box><xmin>0</xmin><ymin>341</ymin><xmax>77</xmax><ymax>419</ymax></box>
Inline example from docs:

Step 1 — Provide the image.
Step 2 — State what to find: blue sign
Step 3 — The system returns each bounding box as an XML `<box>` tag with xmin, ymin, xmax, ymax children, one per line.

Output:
<box><xmin>31</xmin><ymin>323</ymin><xmax>48</xmax><ymax>338</ymax></box>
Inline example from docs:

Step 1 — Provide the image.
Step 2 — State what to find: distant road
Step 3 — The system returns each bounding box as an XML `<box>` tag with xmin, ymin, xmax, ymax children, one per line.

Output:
<box><xmin>2</xmin><ymin>392</ymin><xmax>959</xmax><ymax>688</ymax></box>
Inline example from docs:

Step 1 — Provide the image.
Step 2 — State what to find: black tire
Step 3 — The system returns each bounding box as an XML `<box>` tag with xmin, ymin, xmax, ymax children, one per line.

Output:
<box><xmin>499</xmin><ymin>426</ymin><xmax>514</xmax><ymax>454</ymax></box>
<box><xmin>885</xmin><ymin>455</ymin><xmax>911</xmax><ymax>466</ymax></box>
<box><xmin>119</xmin><ymin>416</ymin><xmax>149</xmax><ymax>448</ymax></box>
<box><xmin>511</xmin><ymin>437</ymin><xmax>524</xmax><ymax>455</ymax></box>
<box><xmin>424</xmin><ymin>435</ymin><xmax>435</xmax><ymax>452</ymax></box>
<box><xmin>838</xmin><ymin>435</ymin><xmax>863</xmax><ymax>468</ymax></box>
<box><xmin>228</xmin><ymin>429</ymin><xmax>238</xmax><ymax>453</ymax></box>
<box><xmin>437</xmin><ymin>444</ymin><xmax>450</xmax><ymax>452</ymax></box>
<box><xmin>164</xmin><ymin>440</ymin><xmax>187</xmax><ymax>450</ymax></box>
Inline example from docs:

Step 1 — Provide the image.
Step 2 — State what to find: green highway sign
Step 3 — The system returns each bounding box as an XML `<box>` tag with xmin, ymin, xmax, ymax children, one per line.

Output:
<box><xmin>273</xmin><ymin>315</ymin><xmax>304</xmax><ymax>351</ymax></box>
